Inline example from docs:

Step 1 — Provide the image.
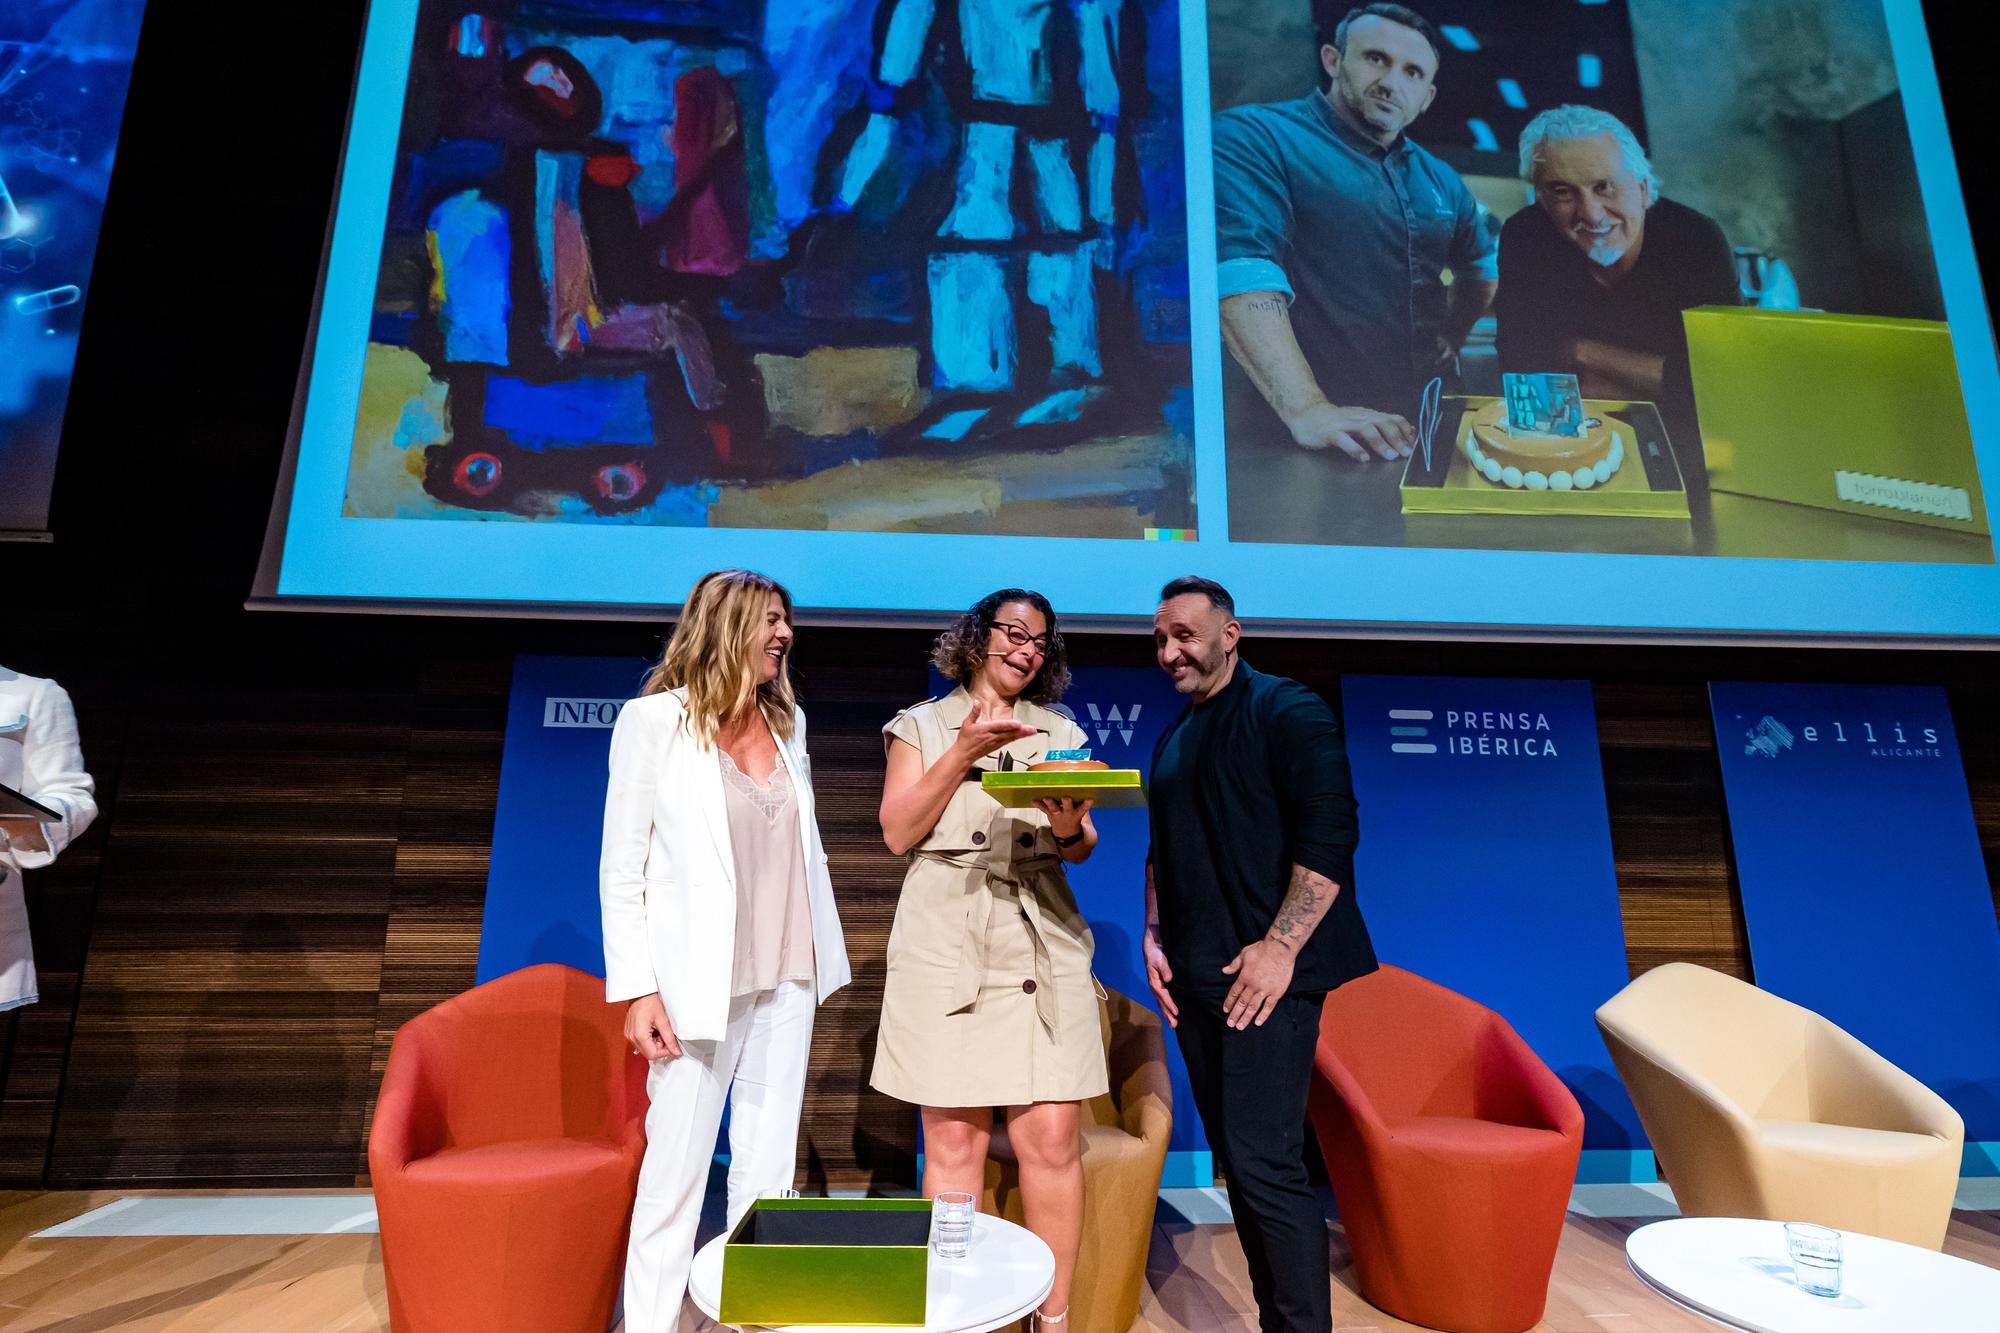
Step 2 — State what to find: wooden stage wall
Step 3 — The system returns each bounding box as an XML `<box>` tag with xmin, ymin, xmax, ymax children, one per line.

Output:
<box><xmin>3</xmin><ymin>622</ymin><xmax>1996</xmax><ymax>1190</ymax></box>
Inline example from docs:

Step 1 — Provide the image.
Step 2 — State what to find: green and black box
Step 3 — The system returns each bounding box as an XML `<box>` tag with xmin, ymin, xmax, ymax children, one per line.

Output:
<box><xmin>719</xmin><ymin>1197</ymin><xmax>931</xmax><ymax>1327</ymax></box>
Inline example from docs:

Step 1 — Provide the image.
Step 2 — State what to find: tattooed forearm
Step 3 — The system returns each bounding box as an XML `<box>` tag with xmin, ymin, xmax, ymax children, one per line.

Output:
<box><xmin>1219</xmin><ymin>291</ymin><xmax>1324</xmax><ymax>422</ymax></box>
<box><xmin>1266</xmin><ymin>863</ymin><xmax>1340</xmax><ymax>951</ymax></box>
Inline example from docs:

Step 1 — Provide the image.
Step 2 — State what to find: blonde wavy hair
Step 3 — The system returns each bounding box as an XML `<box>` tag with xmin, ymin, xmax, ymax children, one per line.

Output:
<box><xmin>641</xmin><ymin>569</ymin><xmax>797</xmax><ymax>744</ymax></box>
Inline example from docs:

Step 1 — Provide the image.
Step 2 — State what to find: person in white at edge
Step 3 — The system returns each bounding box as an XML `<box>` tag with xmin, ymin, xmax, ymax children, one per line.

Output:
<box><xmin>600</xmin><ymin>569</ymin><xmax>852</xmax><ymax>1333</ymax></box>
<box><xmin>0</xmin><ymin>665</ymin><xmax>97</xmax><ymax>1011</ymax></box>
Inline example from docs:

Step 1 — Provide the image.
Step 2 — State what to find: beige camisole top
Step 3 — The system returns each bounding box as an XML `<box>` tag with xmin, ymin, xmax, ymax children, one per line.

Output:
<box><xmin>720</xmin><ymin>749</ymin><xmax>815</xmax><ymax>996</ymax></box>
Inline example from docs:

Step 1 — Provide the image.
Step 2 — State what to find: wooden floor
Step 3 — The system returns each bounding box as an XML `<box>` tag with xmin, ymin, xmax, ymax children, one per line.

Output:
<box><xmin>2</xmin><ymin>1191</ymin><xmax>1997</xmax><ymax>1332</ymax></box>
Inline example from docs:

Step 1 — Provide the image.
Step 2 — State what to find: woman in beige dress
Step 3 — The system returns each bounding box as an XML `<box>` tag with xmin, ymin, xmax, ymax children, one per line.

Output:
<box><xmin>874</xmin><ymin>588</ymin><xmax>1107</xmax><ymax>1332</ymax></box>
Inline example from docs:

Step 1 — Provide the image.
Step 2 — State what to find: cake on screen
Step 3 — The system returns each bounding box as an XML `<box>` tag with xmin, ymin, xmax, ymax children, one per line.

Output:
<box><xmin>1462</xmin><ymin>373</ymin><xmax>1628</xmax><ymax>492</ymax></box>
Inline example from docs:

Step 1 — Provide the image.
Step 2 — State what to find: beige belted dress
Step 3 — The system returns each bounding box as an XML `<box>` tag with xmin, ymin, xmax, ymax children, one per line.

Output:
<box><xmin>870</xmin><ymin>688</ymin><xmax>1110</xmax><ymax>1107</ymax></box>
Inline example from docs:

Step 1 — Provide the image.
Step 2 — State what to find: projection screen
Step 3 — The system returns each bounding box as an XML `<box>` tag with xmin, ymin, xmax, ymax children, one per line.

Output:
<box><xmin>253</xmin><ymin>0</ymin><xmax>2000</xmax><ymax>641</ymax></box>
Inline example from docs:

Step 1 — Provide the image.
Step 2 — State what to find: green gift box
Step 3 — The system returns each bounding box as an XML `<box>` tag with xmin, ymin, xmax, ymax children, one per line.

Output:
<box><xmin>980</xmin><ymin>769</ymin><xmax>1147</xmax><ymax>808</ymax></box>
<box><xmin>719</xmin><ymin>1197</ymin><xmax>932</xmax><ymax>1327</ymax></box>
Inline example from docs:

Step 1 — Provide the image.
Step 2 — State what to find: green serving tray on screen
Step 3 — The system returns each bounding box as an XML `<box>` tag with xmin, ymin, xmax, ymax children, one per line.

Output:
<box><xmin>981</xmin><ymin>769</ymin><xmax>1147</xmax><ymax>808</ymax></box>
<box><xmin>720</xmin><ymin>1197</ymin><xmax>931</xmax><ymax>1326</ymax></box>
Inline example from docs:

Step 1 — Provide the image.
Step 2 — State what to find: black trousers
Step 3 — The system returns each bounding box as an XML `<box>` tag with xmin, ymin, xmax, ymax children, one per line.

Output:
<box><xmin>1169</xmin><ymin>981</ymin><xmax>1328</xmax><ymax>1333</ymax></box>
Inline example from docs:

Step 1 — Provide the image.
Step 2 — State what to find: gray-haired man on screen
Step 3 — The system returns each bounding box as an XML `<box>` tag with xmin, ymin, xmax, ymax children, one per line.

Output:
<box><xmin>1214</xmin><ymin>3</ymin><xmax>1498</xmax><ymax>462</ymax></box>
<box><xmin>1495</xmin><ymin>104</ymin><xmax>1739</xmax><ymax>447</ymax></box>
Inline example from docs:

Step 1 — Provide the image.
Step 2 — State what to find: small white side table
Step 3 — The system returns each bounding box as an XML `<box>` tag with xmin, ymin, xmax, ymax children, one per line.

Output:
<box><xmin>689</xmin><ymin>1212</ymin><xmax>1056</xmax><ymax>1332</ymax></box>
<box><xmin>1625</xmin><ymin>1216</ymin><xmax>2000</xmax><ymax>1331</ymax></box>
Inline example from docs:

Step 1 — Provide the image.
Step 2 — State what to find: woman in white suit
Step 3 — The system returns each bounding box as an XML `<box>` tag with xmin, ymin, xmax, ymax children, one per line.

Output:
<box><xmin>600</xmin><ymin>568</ymin><xmax>851</xmax><ymax>1333</ymax></box>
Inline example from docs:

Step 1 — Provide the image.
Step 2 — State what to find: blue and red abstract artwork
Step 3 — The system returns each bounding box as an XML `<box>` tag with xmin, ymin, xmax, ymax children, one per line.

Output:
<box><xmin>345</xmin><ymin>0</ymin><xmax>1196</xmax><ymax>535</ymax></box>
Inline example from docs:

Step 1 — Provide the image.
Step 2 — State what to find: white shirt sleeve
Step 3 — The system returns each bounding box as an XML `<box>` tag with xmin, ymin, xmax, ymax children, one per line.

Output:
<box><xmin>8</xmin><ymin>679</ymin><xmax>97</xmax><ymax>870</ymax></box>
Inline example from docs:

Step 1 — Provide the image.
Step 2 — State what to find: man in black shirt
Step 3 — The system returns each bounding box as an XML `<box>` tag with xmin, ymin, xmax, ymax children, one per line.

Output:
<box><xmin>1144</xmin><ymin>576</ymin><xmax>1375</xmax><ymax>1333</ymax></box>
<box><xmin>1493</xmin><ymin>104</ymin><xmax>1740</xmax><ymax>458</ymax></box>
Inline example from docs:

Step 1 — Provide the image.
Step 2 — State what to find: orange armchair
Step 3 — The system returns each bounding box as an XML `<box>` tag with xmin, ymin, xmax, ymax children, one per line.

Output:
<box><xmin>369</xmin><ymin>963</ymin><xmax>648</xmax><ymax>1333</ymax></box>
<box><xmin>1309</xmin><ymin>966</ymin><xmax>1583</xmax><ymax>1333</ymax></box>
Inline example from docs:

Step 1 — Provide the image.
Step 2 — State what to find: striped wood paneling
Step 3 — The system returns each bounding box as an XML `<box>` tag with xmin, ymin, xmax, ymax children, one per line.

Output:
<box><xmin>5</xmin><ymin>628</ymin><xmax>1997</xmax><ymax>1188</ymax></box>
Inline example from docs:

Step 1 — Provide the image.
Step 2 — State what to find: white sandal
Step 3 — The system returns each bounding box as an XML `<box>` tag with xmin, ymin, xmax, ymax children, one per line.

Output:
<box><xmin>1031</xmin><ymin>1308</ymin><xmax>1068</xmax><ymax>1330</ymax></box>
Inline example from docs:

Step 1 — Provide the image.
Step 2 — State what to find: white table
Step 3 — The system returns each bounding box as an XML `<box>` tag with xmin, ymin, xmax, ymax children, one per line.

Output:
<box><xmin>689</xmin><ymin>1212</ymin><xmax>1055</xmax><ymax>1332</ymax></box>
<box><xmin>1625</xmin><ymin>1217</ymin><xmax>2000</xmax><ymax>1331</ymax></box>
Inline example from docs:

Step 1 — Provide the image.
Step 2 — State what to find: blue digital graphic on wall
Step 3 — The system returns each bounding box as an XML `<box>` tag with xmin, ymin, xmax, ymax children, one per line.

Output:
<box><xmin>1710</xmin><ymin>681</ymin><xmax>2000</xmax><ymax>1152</ymax></box>
<box><xmin>0</xmin><ymin>0</ymin><xmax>148</xmax><ymax>535</ymax></box>
<box><xmin>1340</xmin><ymin>674</ymin><xmax>1643</xmax><ymax>1162</ymax></box>
<box><xmin>481</xmin><ymin>654</ymin><xmax>1211</xmax><ymax>1181</ymax></box>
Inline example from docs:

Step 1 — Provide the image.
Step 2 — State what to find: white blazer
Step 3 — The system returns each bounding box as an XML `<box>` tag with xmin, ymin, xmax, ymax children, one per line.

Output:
<box><xmin>599</xmin><ymin>688</ymin><xmax>851</xmax><ymax>1042</ymax></box>
<box><xmin>2</xmin><ymin>666</ymin><xmax>98</xmax><ymax>1011</ymax></box>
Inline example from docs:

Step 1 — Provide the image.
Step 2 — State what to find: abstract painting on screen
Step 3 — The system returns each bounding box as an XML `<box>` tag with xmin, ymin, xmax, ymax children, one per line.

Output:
<box><xmin>345</xmin><ymin>0</ymin><xmax>1195</xmax><ymax>538</ymax></box>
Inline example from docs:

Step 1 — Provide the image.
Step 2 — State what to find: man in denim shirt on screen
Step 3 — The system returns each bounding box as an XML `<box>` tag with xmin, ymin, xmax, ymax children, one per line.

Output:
<box><xmin>1213</xmin><ymin>3</ymin><xmax>1498</xmax><ymax>462</ymax></box>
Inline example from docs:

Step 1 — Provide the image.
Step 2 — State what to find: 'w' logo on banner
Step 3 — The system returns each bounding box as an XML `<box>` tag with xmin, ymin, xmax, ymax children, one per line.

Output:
<box><xmin>1084</xmin><ymin>703</ymin><xmax>1141</xmax><ymax>746</ymax></box>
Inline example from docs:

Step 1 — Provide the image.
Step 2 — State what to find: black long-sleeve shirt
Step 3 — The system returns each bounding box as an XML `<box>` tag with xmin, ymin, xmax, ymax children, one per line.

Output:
<box><xmin>1148</xmin><ymin>661</ymin><xmax>1376</xmax><ymax>998</ymax></box>
<box><xmin>1494</xmin><ymin>197</ymin><xmax>1740</xmax><ymax>447</ymax></box>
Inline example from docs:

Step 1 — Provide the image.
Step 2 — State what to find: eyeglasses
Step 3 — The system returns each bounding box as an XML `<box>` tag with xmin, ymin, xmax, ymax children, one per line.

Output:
<box><xmin>991</xmin><ymin>621</ymin><xmax>1053</xmax><ymax>655</ymax></box>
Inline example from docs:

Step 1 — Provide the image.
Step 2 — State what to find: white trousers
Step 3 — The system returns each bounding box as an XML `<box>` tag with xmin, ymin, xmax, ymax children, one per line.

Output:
<box><xmin>623</xmin><ymin>979</ymin><xmax>816</xmax><ymax>1333</ymax></box>
<box><xmin>0</xmin><ymin>867</ymin><xmax>36</xmax><ymax>1012</ymax></box>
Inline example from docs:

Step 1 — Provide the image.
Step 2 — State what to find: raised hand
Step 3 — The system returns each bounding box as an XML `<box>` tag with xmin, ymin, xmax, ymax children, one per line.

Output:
<box><xmin>952</xmin><ymin>699</ymin><xmax>1037</xmax><ymax>761</ymax></box>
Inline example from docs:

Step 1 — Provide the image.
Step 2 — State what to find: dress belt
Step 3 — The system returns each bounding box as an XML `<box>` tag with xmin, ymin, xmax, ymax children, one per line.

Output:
<box><xmin>912</xmin><ymin>849</ymin><xmax>1064</xmax><ymax>1030</ymax></box>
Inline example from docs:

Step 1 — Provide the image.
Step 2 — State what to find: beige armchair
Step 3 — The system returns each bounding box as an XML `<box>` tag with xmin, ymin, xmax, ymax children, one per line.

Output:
<box><xmin>985</xmin><ymin>986</ymin><xmax>1173</xmax><ymax>1333</ymax></box>
<box><xmin>1596</xmin><ymin>962</ymin><xmax>1962</xmax><ymax>1249</ymax></box>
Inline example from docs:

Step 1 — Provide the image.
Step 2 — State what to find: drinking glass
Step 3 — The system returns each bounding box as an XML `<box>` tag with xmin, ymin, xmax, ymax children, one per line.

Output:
<box><xmin>1784</xmin><ymin>1222</ymin><xmax>1842</xmax><ymax>1298</ymax></box>
<box><xmin>932</xmin><ymin>1191</ymin><xmax>975</xmax><ymax>1260</ymax></box>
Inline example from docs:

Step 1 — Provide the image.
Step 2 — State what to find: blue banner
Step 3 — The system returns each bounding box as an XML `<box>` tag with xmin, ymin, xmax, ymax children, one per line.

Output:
<box><xmin>483</xmin><ymin>655</ymin><xmax>1212</xmax><ymax>1182</ymax></box>
<box><xmin>1340</xmin><ymin>675</ymin><xmax>1644</xmax><ymax>1170</ymax></box>
<box><xmin>1710</xmin><ymin>682</ymin><xmax>2000</xmax><ymax>1159</ymax></box>
<box><xmin>477</xmin><ymin>655</ymin><xmax>650</xmax><ymax>983</ymax></box>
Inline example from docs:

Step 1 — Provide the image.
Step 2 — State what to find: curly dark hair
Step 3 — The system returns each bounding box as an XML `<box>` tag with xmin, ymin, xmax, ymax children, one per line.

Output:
<box><xmin>931</xmin><ymin>588</ymin><xmax>1071</xmax><ymax>705</ymax></box>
